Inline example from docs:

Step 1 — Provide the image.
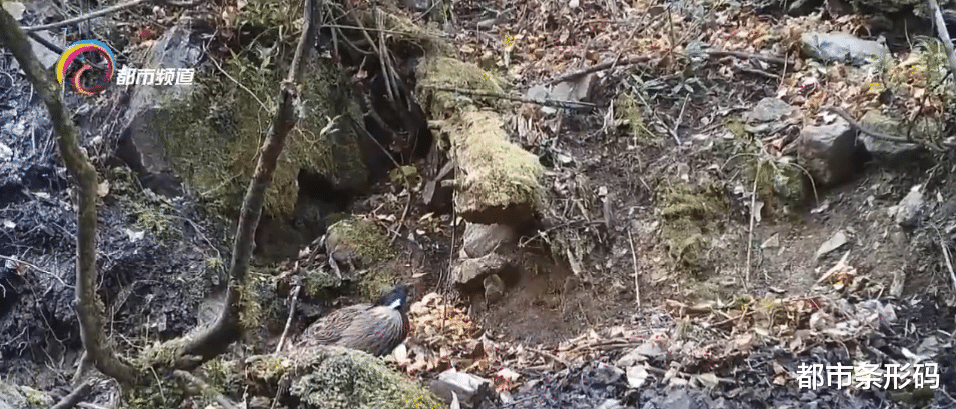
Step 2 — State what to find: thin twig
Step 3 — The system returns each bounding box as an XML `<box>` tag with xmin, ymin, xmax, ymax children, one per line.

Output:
<box><xmin>816</xmin><ymin>250</ymin><xmax>851</xmax><ymax>285</ymax></box>
<box><xmin>207</xmin><ymin>53</ymin><xmax>270</xmax><ymax>113</ymax></box>
<box><xmin>936</xmin><ymin>231</ymin><xmax>956</xmax><ymax>293</ymax></box>
<box><xmin>821</xmin><ymin>106</ymin><xmax>933</xmax><ymax>145</ymax></box>
<box><xmin>527</xmin><ymin>347</ymin><xmax>571</xmax><ymax>368</ymax></box>
<box><xmin>76</xmin><ymin>403</ymin><xmax>109</xmax><ymax>409</ymax></box>
<box><xmin>631</xmin><ymin>87</ymin><xmax>681</xmax><ymax>145</ymax></box>
<box><xmin>673</xmin><ymin>94</ymin><xmax>689</xmax><ymax>137</ymax></box>
<box><xmin>927</xmin><ymin>0</ymin><xmax>956</xmax><ymax>95</ymax></box>
<box><xmin>390</xmin><ymin>193</ymin><xmax>413</xmax><ymax>246</ymax></box>
<box><xmin>627</xmin><ymin>228</ymin><xmax>641</xmax><ymax>307</ymax></box>
<box><xmin>737</xmin><ymin>67</ymin><xmax>780</xmax><ymax>80</ymax></box>
<box><xmin>546</xmin><ymin>56</ymin><xmax>652</xmax><ymax>85</ymax></box>
<box><xmin>544</xmin><ymin>50</ymin><xmax>787</xmax><ymax>87</ymax></box>
<box><xmin>23</xmin><ymin>0</ymin><xmax>149</xmax><ymax>32</ymax></box>
<box><xmin>423</xmin><ymin>85</ymin><xmax>597</xmax><ymax>109</ymax></box>
<box><xmin>275</xmin><ymin>285</ymin><xmax>302</xmax><ymax>353</ymax></box>
<box><xmin>745</xmin><ymin>162</ymin><xmax>760</xmax><ymax>286</ymax></box>
<box><xmin>705</xmin><ymin>50</ymin><xmax>787</xmax><ymax>65</ymax></box>
<box><xmin>70</xmin><ymin>351</ymin><xmax>91</xmax><ymax>387</ymax></box>
<box><xmin>0</xmin><ymin>5</ymin><xmax>136</xmax><ymax>382</ymax></box>
<box><xmin>0</xmin><ymin>254</ymin><xmax>71</xmax><ymax>288</ymax></box>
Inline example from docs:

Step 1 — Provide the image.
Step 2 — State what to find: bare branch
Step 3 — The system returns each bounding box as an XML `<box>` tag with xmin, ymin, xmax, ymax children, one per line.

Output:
<box><xmin>177</xmin><ymin>0</ymin><xmax>319</xmax><ymax>364</ymax></box>
<box><xmin>927</xmin><ymin>0</ymin><xmax>956</xmax><ymax>95</ymax></box>
<box><xmin>22</xmin><ymin>0</ymin><xmax>149</xmax><ymax>32</ymax></box>
<box><xmin>0</xmin><ymin>7</ymin><xmax>137</xmax><ymax>383</ymax></box>
<box><xmin>22</xmin><ymin>0</ymin><xmax>203</xmax><ymax>33</ymax></box>
<box><xmin>49</xmin><ymin>381</ymin><xmax>93</xmax><ymax>409</ymax></box>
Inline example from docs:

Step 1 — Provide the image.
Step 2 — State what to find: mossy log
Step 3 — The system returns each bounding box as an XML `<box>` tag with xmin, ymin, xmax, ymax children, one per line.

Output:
<box><xmin>415</xmin><ymin>57</ymin><xmax>544</xmax><ymax>225</ymax></box>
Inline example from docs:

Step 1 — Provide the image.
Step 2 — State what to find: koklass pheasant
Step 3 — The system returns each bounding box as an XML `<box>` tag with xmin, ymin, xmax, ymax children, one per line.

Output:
<box><xmin>299</xmin><ymin>285</ymin><xmax>410</xmax><ymax>356</ymax></box>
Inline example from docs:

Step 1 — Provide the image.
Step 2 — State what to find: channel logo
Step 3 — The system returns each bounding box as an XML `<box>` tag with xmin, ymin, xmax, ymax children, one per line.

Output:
<box><xmin>55</xmin><ymin>40</ymin><xmax>116</xmax><ymax>96</ymax></box>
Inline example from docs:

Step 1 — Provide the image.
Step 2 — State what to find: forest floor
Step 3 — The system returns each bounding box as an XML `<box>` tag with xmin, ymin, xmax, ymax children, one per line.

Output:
<box><xmin>2</xmin><ymin>0</ymin><xmax>956</xmax><ymax>407</ymax></box>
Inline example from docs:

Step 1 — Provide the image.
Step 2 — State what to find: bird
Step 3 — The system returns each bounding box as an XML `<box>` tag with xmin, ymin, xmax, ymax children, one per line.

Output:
<box><xmin>299</xmin><ymin>284</ymin><xmax>410</xmax><ymax>357</ymax></box>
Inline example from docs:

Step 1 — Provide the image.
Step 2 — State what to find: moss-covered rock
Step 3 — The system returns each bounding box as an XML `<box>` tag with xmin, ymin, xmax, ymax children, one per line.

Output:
<box><xmin>157</xmin><ymin>55</ymin><xmax>367</xmax><ymax>219</ymax></box>
<box><xmin>251</xmin><ymin>347</ymin><xmax>443</xmax><ymax>409</ymax></box>
<box><xmin>754</xmin><ymin>158</ymin><xmax>809</xmax><ymax>216</ymax></box>
<box><xmin>0</xmin><ymin>382</ymin><xmax>52</xmax><ymax>409</ymax></box>
<box><xmin>123</xmin><ymin>0</ymin><xmax>370</xmax><ymax>221</ymax></box>
<box><xmin>325</xmin><ymin>216</ymin><xmax>394</xmax><ymax>267</ymax></box>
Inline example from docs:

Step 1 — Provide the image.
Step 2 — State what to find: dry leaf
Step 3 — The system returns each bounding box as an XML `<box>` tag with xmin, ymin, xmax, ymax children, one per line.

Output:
<box><xmin>695</xmin><ymin>372</ymin><xmax>719</xmax><ymax>389</ymax></box>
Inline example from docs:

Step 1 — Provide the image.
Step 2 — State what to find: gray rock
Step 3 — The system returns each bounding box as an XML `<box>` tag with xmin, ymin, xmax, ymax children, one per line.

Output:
<box><xmin>892</xmin><ymin>184</ymin><xmax>925</xmax><ymax>228</ymax></box>
<box><xmin>815</xmin><ymin>230</ymin><xmax>849</xmax><ymax>260</ymax></box>
<box><xmin>116</xmin><ymin>22</ymin><xmax>202</xmax><ymax>197</ymax></box>
<box><xmin>525</xmin><ymin>74</ymin><xmax>596</xmax><ymax>115</ymax></box>
<box><xmin>0</xmin><ymin>382</ymin><xmax>52</xmax><ymax>409</ymax></box>
<box><xmin>745</xmin><ymin>97</ymin><xmax>799</xmax><ymax>123</ymax></box>
<box><xmin>428</xmin><ymin>368</ymin><xmax>493</xmax><ymax>405</ymax></box>
<box><xmin>801</xmin><ymin>32</ymin><xmax>890</xmax><ymax>66</ymax></box>
<box><xmin>662</xmin><ymin>388</ymin><xmax>692</xmax><ymax>409</ymax></box>
<box><xmin>597</xmin><ymin>399</ymin><xmax>624</xmax><ymax>409</ymax></box>
<box><xmin>858</xmin><ymin>110</ymin><xmax>927</xmax><ymax>163</ymax></box>
<box><xmin>796</xmin><ymin>117</ymin><xmax>859</xmax><ymax>187</ymax></box>
<box><xmin>744</xmin><ymin>98</ymin><xmax>802</xmax><ymax>137</ymax></box>
<box><xmin>461</xmin><ymin>222</ymin><xmax>517</xmax><ymax>258</ymax></box>
<box><xmin>453</xmin><ymin>252</ymin><xmax>514</xmax><ymax>289</ymax></box>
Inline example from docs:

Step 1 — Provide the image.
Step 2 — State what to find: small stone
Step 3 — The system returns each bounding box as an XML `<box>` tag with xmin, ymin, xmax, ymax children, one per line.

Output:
<box><xmin>894</xmin><ymin>184</ymin><xmax>924</xmax><ymax>228</ymax></box>
<box><xmin>815</xmin><ymin>230</ymin><xmax>849</xmax><ymax>260</ymax></box>
<box><xmin>797</xmin><ymin>118</ymin><xmax>860</xmax><ymax>187</ymax></box>
<box><xmin>461</xmin><ymin>223</ymin><xmax>517</xmax><ymax>258</ymax></box>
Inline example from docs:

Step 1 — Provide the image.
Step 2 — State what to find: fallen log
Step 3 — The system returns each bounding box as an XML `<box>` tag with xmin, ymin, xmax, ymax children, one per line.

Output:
<box><xmin>416</xmin><ymin>57</ymin><xmax>545</xmax><ymax>225</ymax></box>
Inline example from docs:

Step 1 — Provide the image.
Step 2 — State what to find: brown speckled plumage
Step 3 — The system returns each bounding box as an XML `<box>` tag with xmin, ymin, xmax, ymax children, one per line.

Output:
<box><xmin>300</xmin><ymin>285</ymin><xmax>409</xmax><ymax>356</ymax></box>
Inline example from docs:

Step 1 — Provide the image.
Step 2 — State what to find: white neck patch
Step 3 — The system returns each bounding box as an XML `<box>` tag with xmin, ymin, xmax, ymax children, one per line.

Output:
<box><xmin>388</xmin><ymin>298</ymin><xmax>402</xmax><ymax>309</ymax></box>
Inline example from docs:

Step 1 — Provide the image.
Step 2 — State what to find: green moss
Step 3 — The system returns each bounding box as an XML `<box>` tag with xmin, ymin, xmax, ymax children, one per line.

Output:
<box><xmin>303</xmin><ymin>268</ymin><xmax>343</xmax><ymax>299</ymax></box>
<box><xmin>0</xmin><ymin>384</ymin><xmax>53</xmax><ymax>408</ymax></box>
<box><xmin>151</xmin><ymin>2</ymin><xmax>369</xmax><ymax>220</ymax></box>
<box><xmin>124</xmin><ymin>377</ymin><xmax>188</xmax><ymax>409</ymax></box>
<box><xmin>418</xmin><ymin>57</ymin><xmax>508</xmax><ymax>112</ymax></box>
<box><xmin>447</xmin><ymin>110</ymin><xmax>545</xmax><ymax>216</ymax></box>
<box><xmin>139</xmin><ymin>336</ymin><xmax>189</xmax><ymax>369</ymax></box>
<box><xmin>247</xmin><ymin>354</ymin><xmax>290</xmax><ymax>385</ymax></box>
<box><xmin>327</xmin><ymin>217</ymin><xmax>394</xmax><ymax>264</ymax></box>
<box><xmin>754</xmin><ymin>159</ymin><xmax>808</xmax><ymax>216</ymax></box>
<box><xmin>658</xmin><ymin>183</ymin><xmax>729</xmax><ymax>276</ymax></box>
<box><xmin>201</xmin><ymin>358</ymin><xmax>228</xmax><ymax>388</ymax></box>
<box><xmin>106</xmin><ymin>166</ymin><xmax>182</xmax><ymax>243</ymax></box>
<box><xmin>615</xmin><ymin>92</ymin><xmax>657</xmax><ymax>143</ymax></box>
<box><xmin>107</xmin><ymin>166</ymin><xmax>143</xmax><ymax>197</ymax></box>
<box><xmin>238</xmin><ymin>273</ymin><xmax>270</xmax><ymax>330</ymax></box>
<box><xmin>206</xmin><ymin>257</ymin><xmax>224</xmax><ymax>270</ymax></box>
<box><xmin>289</xmin><ymin>349</ymin><xmax>443</xmax><ymax>409</ymax></box>
<box><xmin>723</xmin><ymin>117</ymin><xmax>748</xmax><ymax>139</ymax></box>
<box><xmin>131</xmin><ymin>198</ymin><xmax>181</xmax><ymax>242</ymax></box>
<box><xmin>358</xmin><ymin>270</ymin><xmax>396</xmax><ymax>302</ymax></box>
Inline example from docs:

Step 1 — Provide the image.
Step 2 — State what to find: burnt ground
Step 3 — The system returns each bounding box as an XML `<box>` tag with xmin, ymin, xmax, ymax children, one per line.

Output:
<box><xmin>0</xmin><ymin>59</ymin><xmax>224</xmax><ymax>391</ymax></box>
<box><xmin>493</xmin><ymin>299</ymin><xmax>956</xmax><ymax>409</ymax></box>
<box><xmin>3</xmin><ymin>0</ymin><xmax>956</xmax><ymax>407</ymax></box>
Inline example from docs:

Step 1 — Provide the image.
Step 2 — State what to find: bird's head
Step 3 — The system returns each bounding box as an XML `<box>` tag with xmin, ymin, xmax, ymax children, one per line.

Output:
<box><xmin>378</xmin><ymin>284</ymin><xmax>409</xmax><ymax>311</ymax></box>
